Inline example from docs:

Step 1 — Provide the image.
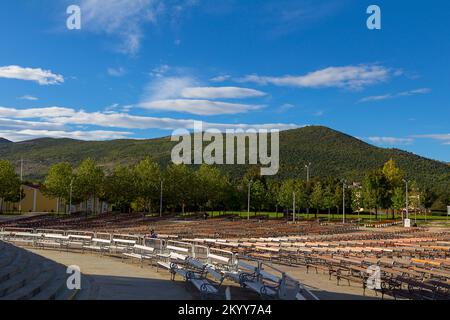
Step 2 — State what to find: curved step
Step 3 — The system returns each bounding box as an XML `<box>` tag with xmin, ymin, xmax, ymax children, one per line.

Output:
<box><xmin>3</xmin><ymin>262</ymin><xmax>57</xmax><ymax>300</ymax></box>
<box><xmin>0</xmin><ymin>249</ymin><xmax>28</xmax><ymax>283</ymax></box>
<box><xmin>0</xmin><ymin>254</ymin><xmax>41</xmax><ymax>297</ymax></box>
<box><xmin>31</xmin><ymin>265</ymin><xmax>72</xmax><ymax>300</ymax></box>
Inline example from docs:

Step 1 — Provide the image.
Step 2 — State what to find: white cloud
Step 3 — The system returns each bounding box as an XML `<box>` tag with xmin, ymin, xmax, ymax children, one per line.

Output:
<box><xmin>0</xmin><ymin>129</ymin><xmax>133</xmax><ymax>142</ymax></box>
<box><xmin>79</xmin><ymin>0</ymin><xmax>198</xmax><ymax>55</ymax></box>
<box><xmin>413</xmin><ymin>134</ymin><xmax>450</xmax><ymax>145</ymax></box>
<box><xmin>18</xmin><ymin>95</ymin><xmax>39</xmax><ymax>101</ymax></box>
<box><xmin>238</xmin><ymin>65</ymin><xmax>392</xmax><ymax>90</ymax></box>
<box><xmin>107</xmin><ymin>67</ymin><xmax>126</xmax><ymax>77</ymax></box>
<box><xmin>181</xmin><ymin>87</ymin><xmax>266</xmax><ymax>99</ymax></box>
<box><xmin>143</xmin><ymin>76</ymin><xmax>198</xmax><ymax>100</ymax></box>
<box><xmin>139</xmin><ymin>99</ymin><xmax>264</xmax><ymax>115</ymax></box>
<box><xmin>367</xmin><ymin>137</ymin><xmax>414</xmax><ymax>146</ymax></box>
<box><xmin>0</xmin><ymin>106</ymin><xmax>298</xmax><ymax>138</ymax></box>
<box><xmin>358</xmin><ymin>88</ymin><xmax>431</xmax><ymax>103</ymax></box>
<box><xmin>210</xmin><ymin>75</ymin><xmax>231</xmax><ymax>82</ymax></box>
<box><xmin>0</xmin><ymin>65</ymin><xmax>64</xmax><ymax>85</ymax></box>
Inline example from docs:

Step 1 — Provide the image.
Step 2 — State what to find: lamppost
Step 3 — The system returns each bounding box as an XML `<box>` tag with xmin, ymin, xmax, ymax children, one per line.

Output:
<box><xmin>293</xmin><ymin>191</ymin><xmax>296</xmax><ymax>222</ymax></box>
<box><xmin>247</xmin><ymin>180</ymin><xmax>252</xmax><ymax>220</ymax></box>
<box><xmin>341</xmin><ymin>180</ymin><xmax>347</xmax><ymax>224</ymax></box>
<box><xmin>305</xmin><ymin>163</ymin><xmax>311</xmax><ymax>217</ymax></box>
<box><xmin>160</xmin><ymin>178</ymin><xmax>163</xmax><ymax>218</ymax></box>
<box><xmin>69</xmin><ymin>177</ymin><xmax>74</xmax><ymax>215</ymax></box>
<box><xmin>18</xmin><ymin>158</ymin><xmax>23</xmax><ymax>213</ymax></box>
<box><xmin>403</xmin><ymin>179</ymin><xmax>409</xmax><ymax>221</ymax></box>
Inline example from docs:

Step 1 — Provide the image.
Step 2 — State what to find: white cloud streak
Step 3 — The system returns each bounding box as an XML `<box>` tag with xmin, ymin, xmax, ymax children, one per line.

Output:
<box><xmin>181</xmin><ymin>87</ymin><xmax>266</xmax><ymax>99</ymax></box>
<box><xmin>367</xmin><ymin>136</ymin><xmax>414</xmax><ymax>146</ymax></box>
<box><xmin>358</xmin><ymin>88</ymin><xmax>431</xmax><ymax>103</ymax></box>
<box><xmin>238</xmin><ymin>65</ymin><xmax>392</xmax><ymax>90</ymax></box>
<box><xmin>0</xmin><ymin>65</ymin><xmax>64</xmax><ymax>85</ymax></box>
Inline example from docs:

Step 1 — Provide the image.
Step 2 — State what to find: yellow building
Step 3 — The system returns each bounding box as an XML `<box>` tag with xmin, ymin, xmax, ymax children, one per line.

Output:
<box><xmin>3</xmin><ymin>184</ymin><xmax>111</xmax><ymax>213</ymax></box>
<box><xmin>8</xmin><ymin>184</ymin><xmax>60</xmax><ymax>213</ymax></box>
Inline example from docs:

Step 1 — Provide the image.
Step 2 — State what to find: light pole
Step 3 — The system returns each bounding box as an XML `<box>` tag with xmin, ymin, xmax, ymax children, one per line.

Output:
<box><xmin>305</xmin><ymin>163</ymin><xmax>311</xmax><ymax>217</ymax></box>
<box><xmin>403</xmin><ymin>179</ymin><xmax>409</xmax><ymax>221</ymax></box>
<box><xmin>247</xmin><ymin>180</ymin><xmax>252</xmax><ymax>220</ymax></box>
<box><xmin>18</xmin><ymin>158</ymin><xmax>23</xmax><ymax>213</ymax></box>
<box><xmin>341</xmin><ymin>180</ymin><xmax>347</xmax><ymax>224</ymax></box>
<box><xmin>160</xmin><ymin>178</ymin><xmax>163</xmax><ymax>218</ymax></box>
<box><xmin>293</xmin><ymin>191</ymin><xmax>296</xmax><ymax>222</ymax></box>
<box><xmin>69</xmin><ymin>177</ymin><xmax>74</xmax><ymax>215</ymax></box>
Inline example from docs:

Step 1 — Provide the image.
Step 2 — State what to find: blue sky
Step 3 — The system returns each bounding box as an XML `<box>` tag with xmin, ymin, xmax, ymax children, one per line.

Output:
<box><xmin>0</xmin><ymin>0</ymin><xmax>449</xmax><ymax>162</ymax></box>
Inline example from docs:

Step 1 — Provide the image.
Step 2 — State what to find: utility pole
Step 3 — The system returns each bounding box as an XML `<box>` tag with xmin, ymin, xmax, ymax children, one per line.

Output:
<box><xmin>342</xmin><ymin>180</ymin><xmax>347</xmax><ymax>224</ymax></box>
<box><xmin>305</xmin><ymin>163</ymin><xmax>311</xmax><ymax>218</ymax></box>
<box><xmin>19</xmin><ymin>158</ymin><xmax>23</xmax><ymax>213</ymax></box>
<box><xmin>247</xmin><ymin>181</ymin><xmax>252</xmax><ymax>220</ymax></box>
<box><xmin>69</xmin><ymin>177</ymin><xmax>74</xmax><ymax>215</ymax></box>
<box><xmin>293</xmin><ymin>192</ymin><xmax>296</xmax><ymax>222</ymax></box>
<box><xmin>160</xmin><ymin>178</ymin><xmax>163</xmax><ymax>218</ymax></box>
<box><xmin>403</xmin><ymin>179</ymin><xmax>409</xmax><ymax>220</ymax></box>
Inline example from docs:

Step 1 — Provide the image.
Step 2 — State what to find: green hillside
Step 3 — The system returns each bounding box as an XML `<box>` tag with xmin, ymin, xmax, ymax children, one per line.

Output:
<box><xmin>0</xmin><ymin>126</ymin><xmax>449</xmax><ymax>190</ymax></box>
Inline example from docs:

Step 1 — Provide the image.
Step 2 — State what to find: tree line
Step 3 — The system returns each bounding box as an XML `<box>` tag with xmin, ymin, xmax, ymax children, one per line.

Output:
<box><xmin>0</xmin><ymin>158</ymin><xmax>448</xmax><ymax>215</ymax></box>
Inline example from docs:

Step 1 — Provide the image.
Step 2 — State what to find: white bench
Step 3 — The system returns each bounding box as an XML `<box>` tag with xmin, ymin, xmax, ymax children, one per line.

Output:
<box><xmin>122</xmin><ymin>244</ymin><xmax>155</xmax><ymax>266</ymax></box>
<box><xmin>189</xmin><ymin>267</ymin><xmax>225</xmax><ymax>299</ymax></box>
<box><xmin>110</xmin><ymin>238</ymin><xmax>137</xmax><ymax>253</ymax></box>
<box><xmin>83</xmin><ymin>238</ymin><xmax>111</xmax><ymax>254</ymax></box>
<box><xmin>208</xmin><ymin>253</ymin><xmax>230</xmax><ymax>265</ymax></box>
<box><xmin>225</xmin><ymin>260</ymin><xmax>259</xmax><ymax>284</ymax></box>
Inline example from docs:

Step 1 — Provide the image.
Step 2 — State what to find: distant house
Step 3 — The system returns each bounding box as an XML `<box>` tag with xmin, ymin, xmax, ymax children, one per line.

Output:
<box><xmin>5</xmin><ymin>184</ymin><xmax>111</xmax><ymax>214</ymax></box>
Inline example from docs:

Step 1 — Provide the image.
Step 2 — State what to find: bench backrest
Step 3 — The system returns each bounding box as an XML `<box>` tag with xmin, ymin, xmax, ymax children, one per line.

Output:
<box><xmin>134</xmin><ymin>245</ymin><xmax>154</xmax><ymax>253</ymax></box>
<box><xmin>93</xmin><ymin>238</ymin><xmax>111</xmax><ymax>244</ymax></box>
<box><xmin>208</xmin><ymin>254</ymin><xmax>230</xmax><ymax>264</ymax></box>
<box><xmin>259</xmin><ymin>270</ymin><xmax>281</xmax><ymax>283</ymax></box>
<box><xmin>166</xmin><ymin>245</ymin><xmax>189</xmax><ymax>253</ymax></box>
<box><xmin>206</xmin><ymin>267</ymin><xmax>223</xmax><ymax>282</ymax></box>
<box><xmin>238</xmin><ymin>261</ymin><xmax>258</xmax><ymax>272</ymax></box>
<box><xmin>170</xmin><ymin>252</ymin><xmax>187</xmax><ymax>261</ymax></box>
<box><xmin>186</xmin><ymin>257</ymin><xmax>206</xmax><ymax>270</ymax></box>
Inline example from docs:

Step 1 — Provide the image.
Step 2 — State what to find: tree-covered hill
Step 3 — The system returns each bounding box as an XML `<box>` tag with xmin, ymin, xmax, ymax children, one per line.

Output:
<box><xmin>0</xmin><ymin>126</ymin><xmax>448</xmax><ymax>190</ymax></box>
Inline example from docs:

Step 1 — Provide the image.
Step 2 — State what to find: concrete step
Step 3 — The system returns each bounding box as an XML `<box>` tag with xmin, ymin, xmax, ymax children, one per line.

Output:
<box><xmin>31</xmin><ymin>265</ymin><xmax>71</xmax><ymax>300</ymax></box>
<box><xmin>0</xmin><ymin>249</ymin><xmax>28</xmax><ymax>283</ymax></box>
<box><xmin>0</xmin><ymin>249</ymin><xmax>16</xmax><ymax>270</ymax></box>
<box><xmin>0</xmin><ymin>254</ymin><xmax>41</xmax><ymax>298</ymax></box>
<box><xmin>70</xmin><ymin>274</ymin><xmax>92</xmax><ymax>300</ymax></box>
<box><xmin>2</xmin><ymin>262</ymin><xmax>56</xmax><ymax>300</ymax></box>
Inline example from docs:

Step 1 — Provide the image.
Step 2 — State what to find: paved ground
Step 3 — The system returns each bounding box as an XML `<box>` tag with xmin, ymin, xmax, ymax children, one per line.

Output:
<box><xmin>28</xmin><ymin>249</ymin><xmax>194</xmax><ymax>300</ymax></box>
<box><xmin>0</xmin><ymin>212</ymin><xmax>48</xmax><ymax>222</ymax></box>
<box><xmin>273</xmin><ymin>263</ymin><xmax>390</xmax><ymax>300</ymax></box>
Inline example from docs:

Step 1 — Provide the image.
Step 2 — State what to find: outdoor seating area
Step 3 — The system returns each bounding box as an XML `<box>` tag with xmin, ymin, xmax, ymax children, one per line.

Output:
<box><xmin>0</xmin><ymin>227</ymin><xmax>315</xmax><ymax>300</ymax></box>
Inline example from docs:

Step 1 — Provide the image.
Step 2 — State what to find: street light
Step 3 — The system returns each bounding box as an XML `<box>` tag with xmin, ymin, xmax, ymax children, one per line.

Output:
<box><xmin>160</xmin><ymin>178</ymin><xmax>163</xmax><ymax>218</ymax></box>
<box><xmin>18</xmin><ymin>158</ymin><xmax>23</xmax><ymax>213</ymax></box>
<box><xmin>292</xmin><ymin>191</ymin><xmax>296</xmax><ymax>222</ymax></box>
<box><xmin>69</xmin><ymin>177</ymin><xmax>74</xmax><ymax>215</ymax></box>
<box><xmin>341</xmin><ymin>179</ymin><xmax>347</xmax><ymax>224</ymax></box>
<box><xmin>247</xmin><ymin>180</ymin><xmax>253</xmax><ymax>220</ymax></box>
<box><xmin>403</xmin><ymin>179</ymin><xmax>409</xmax><ymax>221</ymax></box>
<box><xmin>305</xmin><ymin>163</ymin><xmax>311</xmax><ymax>217</ymax></box>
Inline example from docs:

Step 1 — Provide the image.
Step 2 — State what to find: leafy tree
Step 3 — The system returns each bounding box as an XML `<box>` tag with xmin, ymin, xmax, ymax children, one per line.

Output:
<box><xmin>361</xmin><ymin>170</ymin><xmax>390</xmax><ymax>219</ymax></box>
<box><xmin>310</xmin><ymin>182</ymin><xmax>324</xmax><ymax>219</ymax></box>
<box><xmin>0</xmin><ymin>160</ymin><xmax>21</xmax><ymax>213</ymax></box>
<box><xmin>73</xmin><ymin>158</ymin><xmax>104</xmax><ymax>214</ymax></box>
<box><xmin>195</xmin><ymin>165</ymin><xmax>228</xmax><ymax>211</ymax></box>
<box><xmin>104</xmin><ymin>165</ymin><xmax>136</xmax><ymax>213</ymax></box>
<box><xmin>164</xmin><ymin>164</ymin><xmax>194</xmax><ymax>214</ymax></box>
<box><xmin>43</xmin><ymin>162</ymin><xmax>74</xmax><ymax>212</ymax></box>
<box><xmin>133</xmin><ymin>158</ymin><xmax>161</xmax><ymax>213</ymax></box>
<box><xmin>322</xmin><ymin>184</ymin><xmax>335</xmax><ymax>220</ymax></box>
<box><xmin>391</xmin><ymin>187</ymin><xmax>405</xmax><ymax>219</ymax></box>
<box><xmin>277</xmin><ymin>179</ymin><xmax>306</xmax><ymax>217</ymax></box>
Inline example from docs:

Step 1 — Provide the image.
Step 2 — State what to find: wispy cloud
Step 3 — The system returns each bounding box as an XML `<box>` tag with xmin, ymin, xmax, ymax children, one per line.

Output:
<box><xmin>181</xmin><ymin>87</ymin><xmax>266</xmax><ymax>99</ymax></box>
<box><xmin>0</xmin><ymin>65</ymin><xmax>64</xmax><ymax>85</ymax></box>
<box><xmin>210</xmin><ymin>75</ymin><xmax>231</xmax><ymax>82</ymax></box>
<box><xmin>238</xmin><ymin>65</ymin><xmax>392</xmax><ymax>90</ymax></box>
<box><xmin>139</xmin><ymin>99</ymin><xmax>264</xmax><ymax>115</ymax></box>
<box><xmin>107</xmin><ymin>67</ymin><xmax>126</xmax><ymax>77</ymax></box>
<box><xmin>358</xmin><ymin>88</ymin><xmax>431</xmax><ymax>103</ymax></box>
<box><xmin>0</xmin><ymin>105</ymin><xmax>299</xmax><ymax>140</ymax></box>
<box><xmin>367</xmin><ymin>136</ymin><xmax>414</xmax><ymax>146</ymax></box>
<box><xmin>79</xmin><ymin>0</ymin><xmax>198</xmax><ymax>55</ymax></box>
<box><xmin>18</xmin><ymin>95</ymin><xmax>39</xmax><ymax>101</ymax></box>
<box><xmin>0</xmin><ymin>129</ymin><xmax>133</xmax><ymax>142</ymax></box>
<box><xmin>413</xmin><ymin>134</ymin><xmax>450</xmax><ymax>145</ymax></box>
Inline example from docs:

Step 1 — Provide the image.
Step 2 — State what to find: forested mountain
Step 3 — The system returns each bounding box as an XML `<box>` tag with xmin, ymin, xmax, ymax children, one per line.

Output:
<box><xmin>0</xmin><ymin>126</ymin><xmax>449</xmax><ymax>190</ymax></box>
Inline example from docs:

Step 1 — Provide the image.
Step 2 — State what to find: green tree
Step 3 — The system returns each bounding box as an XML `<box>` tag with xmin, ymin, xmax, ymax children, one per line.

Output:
<box><xmin>43</xmin><ymin>162</ymin><xmax>74</xmax><ymax>213</ymax></box>
<box><xmin>310</xmin><ymin>182</ymin><xmax>324</xmax><ymax>219</ymax></box>
<box><xmin>104</xmin><ymin>165</ymin><xmax>136</xmax><ymax>213</ymax></box>
<box><xmin>277</xmin><ymin>179</ymin><xmax>306</xmax><ymax>218</ymax></box>
<box><xmin>322</xmin><ymin>184</ymin><xmax>335</xmax><ymax>220</ymax></box>
<box><xmin>361</xmin><ymin>170</ymin><xmax>390</xmax><ymax>219</ymax></box>
<box><xmin>0</xmin><ymin>160</ymin><xmax>21</xmax><ymax>213</ymax></box>
<box><xmin>73</xmin><ymin>158</ymin><xmax>104</xmax><ymax>214</ymax></box>
<box><xmin>391</xmin><ymin>187</ymin><xmax>405</xmax><ymax>219</ymax></box>
<box><xmin>134</xmin><ymin>158</ymin><xmax>161</xmax><ymax>213</ymax></box>
<box><xmin>195</xmin><ymin>165</ymin><xmax>228</xmax><ymax>211</ymax></box>
<box><xmin>164</xmin><ymin>164</ymin><xmax>194</xmax><ymax>214</ymax></box>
